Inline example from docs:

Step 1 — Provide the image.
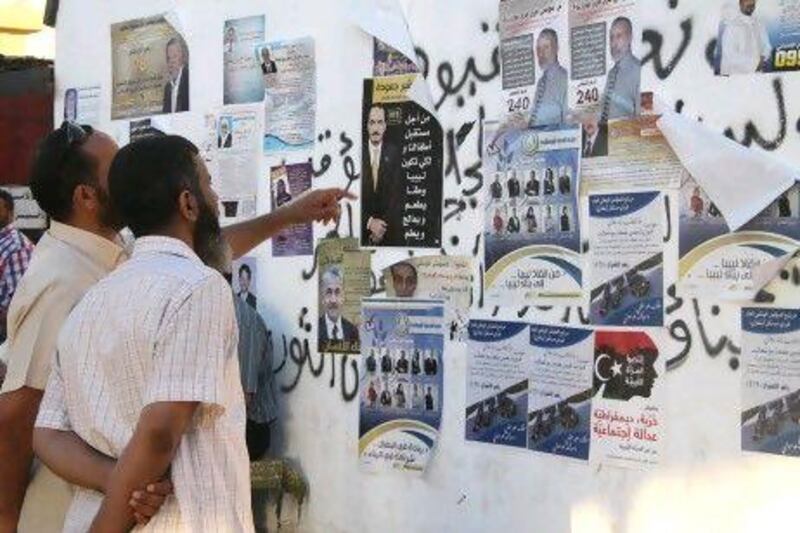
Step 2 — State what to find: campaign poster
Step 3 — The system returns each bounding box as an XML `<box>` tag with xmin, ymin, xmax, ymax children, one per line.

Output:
<box><xmin>679</xmin><ymin>178</ymin><xmax>800</xmax><ymax>300</ymax></box>
<box><xmin>586</xmin><ymin>191</ymin><xmax>667</xmax><ymax>326</ymax></box>
<box><xmin>317</xmin><ymin>238</ymin><xmax>371</xmax><ymax>354</ymax></box>
<box><xmin>270</xmin><ymin>163</ymin><xmax>313</xmax><ymax>257</ymax></box>
<box><xmin>223</xmin><ymin>15</ymin><xmax>266</xmax><ymax>104</ymax></box>
<box><xmin>361</xmin><ymin>75</ymin><xmax>443</xmax><ymax>248</ymax></box>
<box><xmin>262</xmin><ymin>37</ymin><xmax>316</xmax><ymax>153</ymax></box>
<box><xmin>527</xmin><ymin>324</ymin><xmax>593</xmax><ymax>461</ymax></box>
<box><xmin>466</xmin><ymin>320</ymin><xmax>530</xmax><ymax>449</ymax></box>
<box><xmin>232</xmin><ymin>256</ymin><xmax>258</xmax><ymax>310</ymax></box>
<box><xmin>359</xmin><ymin>299</ymin><xmax>445</xmax><ymax>473</ymax></box>
<box><xmin>111</xmin><ymin>13</ymin><xmax>189</xmax><ymax>119</ymax></box>
<box><xmin>568</xmin><ymin>0</ymin><xmax>640</xmax><ymax>121</ymax></box>
<box><xmin>741</xmin><ymin>308</ymin><xmax>800</xmax><ymax>457</ymax></box>
<box><xmin>483</xmin><ymin>121</ymin><xmax>583</xmax><ymax>304</ymax></box>
<box><xmin>383</xmin><ymin>256</ymin><xmax>472</xmax><ymax>342</ymax></box>
<box><xmin>499</xmin><ymin>0</ymin><xmax>570</xmax><ymax>128</ymax></box>
<box><xmin>590</xmin><ymin>329</ymin><xmax>665</xmax><ymax>470</ymax></box>
<box><xmin>714</xmin><ymin>0</ymin><xmax>800</xmax><ymax>75</ymax></box>
<box><xmin>373</xmin><ymin>38</ymin><xmax>418</xmax><ymax>77</ymax></box>
<box><xmin>63</xmin><ymin>86</ymin><xmax>100</xmax><ymax>126</ymax></box>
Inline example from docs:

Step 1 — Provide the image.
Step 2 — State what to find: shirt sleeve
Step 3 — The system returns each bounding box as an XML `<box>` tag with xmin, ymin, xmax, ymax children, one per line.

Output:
<box><xmin>0</xmin><ymin>244</ymin><xmax>33</xmax><ymax>311</ymax></box>
<box><xmin>144</xmin><ymin>274</ymin><xmax>237</xmax><ymax>411</ymax></box>
<box><xmin>35</xmin><ymin>352</ymin><xmax>72</xmax><ymax>431</ymax></box>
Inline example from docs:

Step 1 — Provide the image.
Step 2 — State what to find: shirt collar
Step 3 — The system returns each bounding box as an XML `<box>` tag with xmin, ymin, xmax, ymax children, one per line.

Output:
<box><xmin>132</xmin><ymin>235</ymin><xmax>203</xmax><ymax>265</ymax></box>
<box><xmin>325</xmin><ymin>313</ymin><xmax>343</xmax><ymax>335</ymax></box>
<box><xmin>171</xmin><ymin>67</ymin><xmax>184</xmax><ymax>86</ymax></box>
<box><xmin>48</xmin><ymin>221</ymin><xmax>127</xmax><ymax>271</ymax></box>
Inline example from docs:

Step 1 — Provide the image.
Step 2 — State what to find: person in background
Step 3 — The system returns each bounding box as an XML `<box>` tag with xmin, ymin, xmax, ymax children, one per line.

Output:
<box><xmin>0</xmin><ymin>189</ymin><xmax>34</xmax><ymax>344</ymax></box>
<box><xmin>0</xmin><ymin>121</ymin><xmax>352</xmax><ymax>532</ymax></box>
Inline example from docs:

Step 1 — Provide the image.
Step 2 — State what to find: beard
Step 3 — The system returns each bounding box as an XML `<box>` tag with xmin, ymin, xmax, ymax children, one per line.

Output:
<box><xmin>193</xmin><ymin>198</ymin><xmax>227</xmax><ymax>269</ymax></box>
<box><xmin>96</xmin><ymin>186</ymin><xmax>125</xmax><ymax>232</ymax></box>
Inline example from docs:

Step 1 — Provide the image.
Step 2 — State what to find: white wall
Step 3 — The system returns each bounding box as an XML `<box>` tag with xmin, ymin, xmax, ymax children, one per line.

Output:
<box><xmin>55</xmin><ymin>1</ymin><xmax>800</xmax><ymax>532</ymax></box>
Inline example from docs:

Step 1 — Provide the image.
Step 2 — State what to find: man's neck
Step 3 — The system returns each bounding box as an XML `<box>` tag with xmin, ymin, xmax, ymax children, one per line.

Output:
<box><xmin>64</xmin><ymin>216</ymin><xmax>119</xmax><ymax>243</ymax></box>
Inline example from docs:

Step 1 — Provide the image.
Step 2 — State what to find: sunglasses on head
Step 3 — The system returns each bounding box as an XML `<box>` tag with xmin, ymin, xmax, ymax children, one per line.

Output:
<box><xmin>59</xmin><ymin>120</ymin><xmax>93</xmax><ymax>146</ymax></box>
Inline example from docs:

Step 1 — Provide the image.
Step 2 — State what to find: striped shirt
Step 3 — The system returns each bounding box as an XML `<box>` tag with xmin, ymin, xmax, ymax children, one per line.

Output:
<box><xmin>36</xmin><ymin>236</ymin><xmax>253</xmax><ymax>533</ymax></box>
<box><xmin>233</xmin><ymin>295</ymin><xmax>278</xmax><ymax>424</ymax></box>
<box><xmin>0</xmin><ymin>224</ymin><xmax>34</xmax><ymax>316</ymax></box>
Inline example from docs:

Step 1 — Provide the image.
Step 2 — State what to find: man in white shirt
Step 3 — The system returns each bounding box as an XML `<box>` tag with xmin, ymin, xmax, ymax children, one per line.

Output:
<box><xmin>34</xmin><ymin>135</ymin><xmax>252</xmax><ymax>531</ymax></box>
<box><xmin>163</xmin><ymin>37</ymin><xmax>189</xmax><ymax>113</ymax></box>
<box><xmin>719</xmin><ymin>0</ymin><xmax>772</xmax><ymax>75</ymax></box>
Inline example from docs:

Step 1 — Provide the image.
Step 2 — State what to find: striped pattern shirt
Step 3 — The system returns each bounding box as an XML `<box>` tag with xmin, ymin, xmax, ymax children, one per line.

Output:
<box><xmin>36</xmin><ymin>236</ymin><xmax>253</xmax><ymax>532</ymax></box>
<box><xmin>0</xmin><ymin>225</ymin><xmax>33</xmax><ymax>315</ymax></box>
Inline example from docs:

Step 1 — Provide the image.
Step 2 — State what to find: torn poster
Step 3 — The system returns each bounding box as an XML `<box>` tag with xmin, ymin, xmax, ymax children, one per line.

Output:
<box><xmin>466</xmin><ymin>320</ymin><xmax>530</xmax><ymax>449</ymax></box>
<box><xmin>483</xmin><ymin>121</ymin><xmax>583</xmax><ymax>304</ymax></box>
<box><xmin>590</xmin><ymin>329</ymin><xmax>665</xmax><ymax>470</ymax></box>
<box><xmin>586</xmin><ymin>191</ymin><xmax>667</xmax><ymax>327</ymax></box>
<box><xmin>317</xmin><ymin>238</ymin><xmax>371</xmax><ymax>354</ymax></box>
<box><xmin>262</xmin><ymin>37</ymin><xmax>316</xmax><ymax>153</ymax></box>
<box><xmin>361</xmin><ymin>75</ymin><xmax>443</xmax><ymax>248</ymax></box>
<box><xmin>713</xmin><ymin>0</ymin><xmax>800</xmax><ymax>76</ymax></box>
<box><xmin>270</xmin><ymin>162</ymin><xmax>313</xmax><ymax>257</ymax></box>
<box><xmin>373</xmin><ymin>38</ymin><xmax>418</xmax><ymax>76</ymax></box>
<box><xmin>527</xmin><ymin>324</ymin><xmax>593</xmax><ymax>461</ymax></box>
<box><xmin>679</xmin><ymin>177</ymin><xmax>800</xmax><ymax>300</ymax></box>
<box><xmin>111</xmin><ymin>13</ymin><xmax>189</xmax><ymax>119</ymax></box>
<box><xmin>359</xmin><ymin>298</ymin><xmax>445</xmax><ymax>473</ymax></box>
<box><xmin>223</xmin><ymin>15</ymin><xmax>266</xmax><ymax>105</ymax></box>
<box><xmin>741</xmin><ymin>307</ymin><xmax>800</xmax><ymax>457</ymax></box>
<box><xmin>383</xmin><ymin>256</ymin><xmax>472</xmax><ymax>342</ymax></box>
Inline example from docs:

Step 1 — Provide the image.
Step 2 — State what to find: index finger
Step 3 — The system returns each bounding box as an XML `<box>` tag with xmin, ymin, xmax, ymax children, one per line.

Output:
<box><xmin>146</xmin><ymin>480</ymin><xmax>174</xmax><ymax>496</ymax></box>
<box><xmin>330</xmin><ymin>188</ymin><xmax>357</xmax><ymax>201</ymax></box>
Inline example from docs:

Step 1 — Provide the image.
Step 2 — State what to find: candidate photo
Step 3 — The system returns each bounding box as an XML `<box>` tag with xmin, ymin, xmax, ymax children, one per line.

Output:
<box><xmin>162</xmin><ymin>36</ymin><xmax>190</xmax><ymax>113</ymax></box>
<box><xmin>318</xmin><ymin>264</ymin><xmax>359</xmax><ymax>347</ymax></box>
<box><xmin>715</xmin><ymin>0</ymin><xmax>772</xmax><ymax>75</ymax></box>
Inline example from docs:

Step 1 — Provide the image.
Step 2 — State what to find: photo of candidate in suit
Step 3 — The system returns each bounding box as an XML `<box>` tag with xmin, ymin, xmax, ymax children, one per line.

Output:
<box><xmin>491</xmin><ymin>173</ymin><xmax>503</xmax><ymax>200</ymax></box>
<box><xmin>529</xmin><ymin>28</ymin><xmax>568</xmax><ymax>128</ymax></box>
<box><xmin>237</xmin><ymin>263</ymin><xmax>257</xmax><ymax>309</ymax></box>
<box><xmin>318</xmin><ymin>264</ymin><xmax>359</xmax><ymax>345</ymax></box>
<box><xmin>260</xmin><ymin>47</ymin><xmax>278</xmax><ymax>75</ymax></box>
<box><xmin>507</xmin><ymin>170</ymin><xmax>521</xmax><ymax>198</ymax></box>
<box><xmin>525</xmin><ymin>170</ymin><xmax>540</xmax><ymax>197</ymax></box>
<box><xmin>64</xmin><ymin>88</ymin><xmax>78</xmax><ymax>122</ymax></box>
<box><xmin>558</xmin><ymin>167</ymin><xmax>572</xmax><ymax>195</ymax></box>
<box><xmin>599</xmin><ymin>17</ymin><xmax>640</xmax><ymax>122</ymax></box>
<box><xmin>163</xmin><ymin>36</ymin><xmax>189</xmax><ymax>114</ymax></box>
<box><xmin>274</xmin><ymin>179</ymin><xmax>293</xmax><ymax>207</ymax></box>
<box><xmin>543</xmin><ymin>168</ymin><xmax>556</xmax><ymax>195</ymax></box>
<box><xmin>582</xmin><ymin>121</ymin><xmax>609</xmax><ymax>158</ymax></box>
<box><xmin>390</xmin><ymin>261</ymin><xmax>418</xmax><ymax>298</ymax></box>
<box><xmin>217</xmin><ymin>117</ymin><xmax>233</xmax><ymax>148</ymax></box>
<box><xmin>362</xmin><ymin>104</ymin><xmax>404</xmax><ymax>246</ymax></box>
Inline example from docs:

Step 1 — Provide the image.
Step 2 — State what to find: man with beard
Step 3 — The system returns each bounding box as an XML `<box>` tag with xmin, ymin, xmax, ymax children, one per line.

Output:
<box><xmin>32</xmin><ymin>135</ymin><xmax>251</xmax><ymax>531</ymax></box>
<box><xmin>599</xmin><ymin>17</ymin><xmax>641</xmax><ymax>122</ymax></box>
<box><xmin>317</xmin><ymin>265</ymin><xmax>360</xmax><ymax>351</ymax></box>
<box><xmin>719</xmin><ymin>0</ymin><xmax>771</xmax><ymax>76</ymax></box>
<box><xmin>528</xmin><ymin>28</ymin><xmax>568</xmax><ymax>128</ymax></box>
<box><xmin>0</xmin><ymin>123</ymin><xmax>351</xmax><ymax>531</ymax></box>
<box><xmin>362</xmin><ymin>104</ymin><xmax>403</xmax><ymax>246</ymax></box>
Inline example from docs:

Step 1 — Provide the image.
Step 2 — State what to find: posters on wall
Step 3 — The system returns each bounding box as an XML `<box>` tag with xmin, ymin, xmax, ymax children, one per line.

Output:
<box><xmin>498</xmin><ymin>0</ymin><xmax>569</xmax><ymax>128</ymax></box>
<box><xmin>361</xmin><ymin>74</ymin><xmax>443</xmax><ymax>249</ymax></box>
<box><xmin>714</xmin><ymin>0</ymin><xmax>800</xmax><ymax>76</ymax></box>
<box><xmin>568</xmin><ymin>0</ymin><xmax>640</xmax><ymax>122</ymax></box>
<box><xmin>63</xmin><ymin>86</ymin><xmax>100</xmax><ymax>126</ymax></box>
<box><xmin>232</xmin><ymin>256</ymin><xmax>258</xmax><ymax>309</ymax></box>
<box><xmin>579</xmin><ymin>115</ymin><xmax>684</xmax><ymax>193</ymax></box>
<box><xmin>483</xmin><ymin>121</ymin><xmax>583</xmax><ymax>305</ymax></box>
<box><xmin>373</xmin><ymin>38</ymin><xmax>418</xmax><ymax>76</ymax></box>
<box><xmin>223</xmin><ymin>15</ymin><xmax>266</xmax><ymax>105</ymax></box>
<box><xmin>741</xmin><ymin>308</ymin><xmax>800</xmax><ymax>457</ymax></box>
<box><xmin>317</xmin><ymin>238</ymin><xmax>371</xmax><ymax>354</ymax></box>
<box><xmin>383</xmin><ymin>256</ymin><xmax>472</xmax><ymax>341</ymax></box>
<box><xmin>129</xmin><ymin>117</ymin><xmax>168</xmax><ymax>142</ymax></box>
<box><xmin>466</xmin><ymin>320</ymin><xmax>593</xmax><ymax>460</ymax></box>
<box><xmin>111</xmin><ymin>14</ymin><xmax>189</xmax><ymax>119</ymax></box>
<box><xmin>262</xmin><ymin>37</ymin><xmax>316</xmax><ymax>153</ymax></box>
<box><xmin>2</xmin><ymin>186</ymin><xmax>46</xmax><ymax>230</ymax></box>
<box><xmin>590</xmin><ymin>329</ymin><xmax>665</xmax><ymax>470</ymax></box>
<box><xmin>679</xmin><ymin>179</ymin><xmax>800</xmax><ymax>300</ymax></box>
<box><xmin>359</xmin><ymin>298</ymin><xmax>445</xmax><ymax>473</ymax></box>
<box><xmin>202</xmin><ymin>106</ymin><xmax>261</xmax><ymax>222</ymax></box>
<box><xmin>270</xmin><ymin>162</ymin><xmax>313</xmax><ymax>257</ymax></box>
<box><xmin>586</xmin><ymin>191</ymin><xmax>666</xmax><ymax>327</ymax></box>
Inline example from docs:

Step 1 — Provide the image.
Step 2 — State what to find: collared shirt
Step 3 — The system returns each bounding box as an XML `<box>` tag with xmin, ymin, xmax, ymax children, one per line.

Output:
<box><xmin>602</xmin><ymin>51</ymin><xmax>641</xmax><ymax>120</ymax></box>
<box><xmin>369</xmin><ymin>141</ymin><xmax>382</xmax><ymax>190</ymax></box>
<box><xmin>529</xmin><ymin>61</ymin><xmax>568</xmax><ymax>127</ymax></box>
<box><xmin>36</xmin><ymin>236</ymin><xmax>253</xmax><ymax>533</ymax></box>
<box><xmin>720</xmin><ymin>12</ymin><xmax>771</xmax><ymax>75</ymax></box>
<box><xmin>233</xmin><ymin>294</ymin><xmax>278</xmax><ymax>425</ymax></box>
<box><xmin>325</xmin><ymin>313</ymin><xmax>344</xmax><ymax>340</ymax></box>
<box><xmin>0</xmin><ymin>224</ymin><xmax>34</xmax><ymax>315</ymax></box>
<box><xmin>1</xmin><ymin>221</ymin><xmax>127</xmax><ymax>532</ymax></box>
<box><xmin>584</xmin><ymin>130</ymin><xmax>599</xmax><ymax>156</ymax></box>
<box><xmin>170</xmin><ymin>67</ymin><xmax>184</xmax><ymax>112</ymax></box>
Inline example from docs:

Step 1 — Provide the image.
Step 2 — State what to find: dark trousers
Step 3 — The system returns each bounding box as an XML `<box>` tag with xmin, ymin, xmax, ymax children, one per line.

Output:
<box><xmin>246</xmin><ymin>419</ymin><xmax>271</xmax><ymax>461</ymax></box>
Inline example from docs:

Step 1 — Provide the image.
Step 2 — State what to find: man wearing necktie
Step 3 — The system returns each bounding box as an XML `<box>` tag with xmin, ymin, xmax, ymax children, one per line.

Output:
<box><xmin>599</xmin><ymin>17</ymin><xmax>641</xmax><ymax>122</ymax></box>
<box><xmin>362</xmin><ymin>105</ymin><xmax>403</xmax><ymax>246</ymax></box>
<box><xmin>528</xmin><ymin>28</ymin><xmax>568</xmax><ymax>128</ymax></box>
<box><xmin>582</xmin><ymin>120</ymin><xmax>608</xmax><ymax>158</ymax></box>
<box><xmin>318</xmin><ymin>265</ymin><xmax>359</xmax><ymax>350</ymax></box>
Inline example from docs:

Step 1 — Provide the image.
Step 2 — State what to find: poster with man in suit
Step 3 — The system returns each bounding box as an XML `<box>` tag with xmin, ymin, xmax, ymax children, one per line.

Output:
<box><xmin>361</xmin><ymin>75</ymin><xmax>443</xmax><ymax>248</ymax></box>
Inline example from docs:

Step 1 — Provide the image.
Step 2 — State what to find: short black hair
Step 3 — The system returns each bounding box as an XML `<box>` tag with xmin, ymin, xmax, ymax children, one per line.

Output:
<box><xmin>539</xmin><ymin>28</ymin><xmax>558</xmax><ymax>50</ymax></box>
<box><xmin>28</xmin><ymin>125</ymin><xmax>98</xmax><ymax>222</ymax></box>
<box><xmin>166</xmin><ymin>36</ymin><xmax>188</xmax><ymax>61</ymax></box>
<box><xmin>239</xmin><ymin>263</ymin><xmax>251</xmax><ymax>276</ymax></box>
<box><xmin>109</xmin><ymin>135</ymin><xmax>201</xmax><ymax>237</ymax></box>
<box><xmin>611</xmin><ymin>16</ymin><xmax>633</xmax><ymax>36</ymax></box>
<box><xmin>0</xmin><ymin>189</ymin><xmax>14</xmax><ymax>212</ymax></box>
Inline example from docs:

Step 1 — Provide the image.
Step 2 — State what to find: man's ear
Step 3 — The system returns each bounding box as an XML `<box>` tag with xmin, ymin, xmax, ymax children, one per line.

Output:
<box><xmin>177</xmin><ymin>190</ymin><xmax>199</xmax><ymax>222</ymax></box>
<box><xmin>72</xmin><ymin>183</ymin><xmax>98</xmax><ymax>215</ymax></box>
